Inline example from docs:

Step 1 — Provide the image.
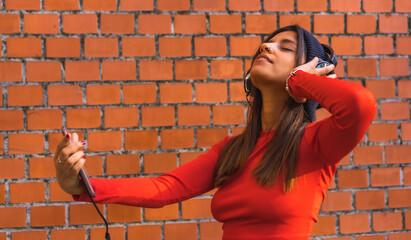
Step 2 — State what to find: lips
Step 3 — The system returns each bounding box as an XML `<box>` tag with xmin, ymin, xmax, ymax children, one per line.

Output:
<box><xmin>255</xmin><ymin>53</ymin><xmax>273</xmax><ymax>63</ymax></box>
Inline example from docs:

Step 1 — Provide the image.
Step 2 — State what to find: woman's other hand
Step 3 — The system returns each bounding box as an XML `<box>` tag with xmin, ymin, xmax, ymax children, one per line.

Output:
<box><xmin>54</xmin><ymin>132</ymin><xmax>86</xmax><ymax>195</ymax></box>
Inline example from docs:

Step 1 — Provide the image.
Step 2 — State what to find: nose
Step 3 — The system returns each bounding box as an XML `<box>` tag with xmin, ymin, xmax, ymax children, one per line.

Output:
<box><xmin>260</xmin><ymin>43</ymin><xmax>273</xmax><ymax>54</ymax></box>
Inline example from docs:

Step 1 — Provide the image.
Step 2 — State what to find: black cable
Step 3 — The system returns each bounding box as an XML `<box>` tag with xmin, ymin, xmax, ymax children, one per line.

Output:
<box><xmin>84</xmin><ymin>180</ymin><xmax>110</xmax><ymax>240</ymax></box>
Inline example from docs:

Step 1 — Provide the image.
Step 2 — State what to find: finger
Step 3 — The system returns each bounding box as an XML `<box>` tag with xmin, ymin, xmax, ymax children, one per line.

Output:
<box><xmin>72</xmin><ymin>133</ymin><xmax>79</xmax><ymax>143</ymax></box>
<box><xmin>328</xmin><ymin>74</ymin><xmax>337</xmax><ymax>79</ymax></box>
<box><xmin>64</xmin><ymin>150</ymin><xmax>85</xmax><ymax>171</ymax></box>
<box><xmin>57</xmin><ymin>141</ymin><xmax>85</xmax><ymax>165</ymax></box>
<box><xmin>70</xmin><ymin>157</ymin><xmax>86</xmax><ymax>176</ymax></box>
<box><xmin>309</xmin><ymin>57</ymin><xmax>319</xmax><ymax>67</ymax></box>
<box><xmin>55</xmin><ymin>133</ymin><xmax>71</xmax><ymax>158</ymax></box>
<box><xmin>317</xmin><ymin>64</ymin><xmax>335</xmax><ymax>76</ymax></box>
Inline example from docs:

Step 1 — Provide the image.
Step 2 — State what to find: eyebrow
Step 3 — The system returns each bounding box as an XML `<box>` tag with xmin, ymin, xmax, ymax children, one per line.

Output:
<box><xmin>280</xmin><ymin>39</ymin><xmax>297</xmax><ymax>45</ymax></box>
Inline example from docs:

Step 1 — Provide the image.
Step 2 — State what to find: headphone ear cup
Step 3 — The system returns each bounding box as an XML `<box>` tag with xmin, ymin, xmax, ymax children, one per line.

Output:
<box><xmin>321</xmin><ymin>44</ymin><xmax>337</xmax><ymax>67</ymax></box>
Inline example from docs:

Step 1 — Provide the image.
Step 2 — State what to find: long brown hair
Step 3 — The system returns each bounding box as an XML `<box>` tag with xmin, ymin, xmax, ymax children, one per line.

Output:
<box><xmin>214</xmin><ymin>25</ymin><xmax>310</xmax><ymax>192</ymax></box>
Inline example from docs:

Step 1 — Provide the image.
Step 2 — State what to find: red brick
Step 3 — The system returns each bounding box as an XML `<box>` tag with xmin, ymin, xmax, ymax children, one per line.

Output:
<box><xmin>368</xmin><ymin>124</ymin><xmax>397</xmax><ymax>142</ymax></box>
<box><xmin>314</xmin><ymin>15</ymin><xmax>344</xmax><ymax>34</ymax></box>
<box><xmin>389</xmin><ymin>232</ymin><xmax>411</xmax><ymax>240</ymax></box>
<box><xmin>373</xmin><ymin>212</ymin><xmax>402</xmax><ymax>231</ymax></box>
<box><xmin>297</xmin><ymin>0</ymin><xmax>327</xmax><ymax>11</ymax></box>
<box><xmin>371</xmin><ymin>167</ymin><xmax>400</xmax><ymax>187</ymax></box>
<box><xmin>0</xmin><ymin>110</ymin><xmax>24</xmax><ymax>130</ymax></box>
<box><xmin>230</xmin><ymin>37</ymin><xmax>261</xmax><ymax>57</ymax></box>
<box><xmin>385</xmin><ymin>145</ymin><xmax>411</xmax><ymax>164</ymax></box>
<box><xmin>106</xmin><ymin>154</ymin><xmax>140</xmax><ymax>175</ymax></box>
<box><xmin>139</xmin><ymin>60</ymin><xmax>173</xmax><ymax>81</ymax></box>
<box><xmin>5</xmin><ymin>0</ymin><xmax>40</xmax><ymax>10</ymax></box>
<box><xmin>388</xmin><ymin>189</ymin><xmax>411</xmax><ymax>208</ymax></box>
<box><xmin>340</xmin><ymin>213</ymin><xmax>370</xmax><ymax>234</ymax></box>
<box><xmin>380</xmin><ymin>101</ymin><xmax>410</xmax><ymax>120</ymax></box>
<box><xmin>403</xmin><ymin>123</ymin><xmax>411</xmax><ymax>141</ymax></box>
<box><xmin>102</xmin><ymin>60</ymin><xmax>136</xmax><ymax>81</ymax></box>
<box><xmin>145</xmin><ymin>203</ymin><xmax>179</xmax><ymax>220</ymax></box>
<box><xmin>0</xmin><ymin>62</ymin><xmax>22</xmax><ymax>82</ymax></box>
<box><xmin>353</xmin><ymin>145</ymin><xmax>383</xmax><ymax>165</ymax></box>
<box><xmin>0</xmin><ymin>14</ymin><xmax>20</xmax><ymax>34</ymax></box>
<box><xmin>123</xmin><ymin>84</ymin><xmax>157</xmax><ymax>104</ymax></box>
<box><xmin>9</xmin><ymin>133</ymin><xmax>44</xmax><ymax>154</ymax></box>
<box><xmin>46</xmin><ymin>38</ymin><xmax>81</xmax><ymax>58</ymax></box>
<box><xmin>90</xmin><ymin>227</ymin><xmax>124</xmax><ymax>240</ymax></box>
<box><xmin>380</xmin><ymin>58</ymin><xmax>409</xmax><ymax>77</ymax></box>
<box><xmin>121</xmin><ymin>0</ymin><xmax>153</xmax><ymax>11</ymax></box>
<box><xmin>142</xmin><ymin>106</ymin><xmax>174</xmax><ymax>127</ymax></box>
<box><xmin>86</xmin><ymin>84</ymin><xmax>121</xmax><ymax>105</ymax></box>
<box><xmin>45</xmin><ymin>0</ymin><xmax>79</xmax><ymax>10</ymax></box>
<box><xmin>355</xmin><ymin>190</ymin><xmax>385</xmax><ymax>210</ymax></box>
<box><xmin>10</xmin><ymin>182</ymin><xmax>45</xmax><ymax>203</ymax></box>
<box><xmin>88</xmin><ymin>131</ymin><xmax>122</xmax><ymax>152</ymax></box>
<box><xmin>49</xmin><ymin>181</ymin><xmax>72</xmax><ymax>202</ymax></box>
<box><xmin>279</xmin><ymin>14</ymin><xmax>311</xmax><ymax>30</ymax></box>
<box><xmin>363</xmin><ymin>0</ymin><xmax>392</xmax><ymax>12</ymax></box>
<box><xmin>7</xmin><ymin>85</ymin><xmax>43</xmax><ymax>106</ymax></box>
<box><xmin>197</xmin><ymin>128</ymin><xmax>229</xmax><ymax>148</ymax></box>
<box><xmin>357</xmin><ymin>235</ymin><xmax>385</xmax><ymax>240</ymax></box>
<box><xmin>161</xmin><ymin>129</ymin><xmax>194</xmax><ymax>149</ymax></box>
<box><xmin>178</xmin><ymin>106</ymin><xmax>210</xmax><ymax>126</ymax></box>
<box><xmin>181</xmin><ymin>198</ymin><xmax>213</xmax><ymax>219</ymax></box>
<box><xmin>82</xmin><ymin>155</ymin><xmax>103</xmax><ymax>176</ymax></box>
<box><xmin>321</xmin><ymin>191</ymin><xmax>352</xmax><ymax>211</ymax></box>
<box><xmin>264</xmin><ymin>0</ymin><xmax>294</xmax><ymax>11</ymax></box>
<box><xmin>26</xmin><ymin>61</ymin><xmax>61</xmax><ymax>82</ymax></box>
<box><xmin>128</xmin><ymin>225</ymin><xmax>161</xmax><ymax>240</ymax></box>
<box><xmin>83</xmin><ymin>0</ymin><xmax>116</xmax><ymax>11</ymax></box>
<box><xmin>380</xmin><ymin>15</ymin><xmax>408</xmax><ymax>33</ymax></box>
<box><xmin>397</xmin><ymin>37</ymin><xmax>411</xmax><ymax>54</ymax></box>
<box><xmin>122</xmin><ymin>37</ymin><xmax>155</xmax><ymax>57</ymax></box>
<box><xmin>160</xmin><ymin>83</ymin><xmax>192</xmax><ymax>103</ymax></box>
<box><xmin>159</xmin><ymin>37</ymin><xmax>191</xmax><ymax>57</ymax></box>
<box><xmin>213</xmin><ymin>105</ymin><xmax>245</xmax><ymax>125</ymax></box>
<box><xmin>11</xmin><ymin>231</ymin><xmax>47</xmax><ymax>240</ymax></box>
<box><xmin>24</xmin><ymin>14</ymin><xmax>58</xmax><ymax>34</ymax></box>
<box><xmin>66</xmin><ymin>61</ymin><xmax>100</xmax><ymax>81</ymax></box>
<box><xmin>195</xmin><ymin>37</ymin><xmax>227</xmax><ymax>57</ymax></box>
<box><xmin>174</xmin><ymin>14</ymin><xmax>206</xmax><ymax>34</ymax></box>
<box><xmin>105</xmin><ymin>107</ymin><xmax>139</xmax><ymax>128</ymax></box>
<box><xmin>7</xmin><ymin>37</ymin><xmax>42</xmax><ymax>57</ymax></box>
<box><xmin>200</xmin><ymin>221</ymin><xmax>224</xmax><ymax>240</ymax></box>
<box><xmin>27</xmin><ymin>109</ymin><xmax>62</xmax><ymax>130</ymax></box>
<box><xmin>330</xmin><ymin>0</ymin><xmax>360</xmax><ymax>12</ymax></box>
<box><xmin>211</xmin><ymin>60</ymin><xmax>243</xmax><ymax>79</ymax></box>
<box><xmin>347</xmin><ymin>15</ymin><xmax>376</xmax><ymax>34</ymax></box>
<box><xmin>0</xmin><ymin>184</ymin><xmax>4</xmax><ymax>204</ymax></box>
<box><xmin>107</xmin><ymin>204</ymin><xmax>141</xmax><ymax>222</ymax></box>
<box><xmin>180</xmin><ymin>152</ymin><xmax>203</xmax><ymax>165</ymax></box>
<box><xmin>70</xmin><ymin>204</ymin><xmax>104</xmax><ymax>225</ymax></box>
<box><xmin>66</xmin><ymin>108</ymin><xmax>101</xmax><ymax>129</ymax></box>
<box><xmin>245</xmin><ymin>14</ymin><xmax>277</xmax><ymax>34</ymax></box>
<box><xmin>311</xmin><ymin>215</ymin><xmax>336</xmax><ymax>235</ymax></box>
<box><xmin>0</xmin><ymin>158</ymin><xmax>25</xmax><ymax>179</ymax></box>
<box><xmin>47</xmin><ymin>85</ymin><xmax>83</xmax><ymax>106</ymax></box>
<box><xmin>0</xmin><ymin>207</ymin><xmax>26</xmax><ymax>228</ymax></box>
<box><xmin>175</xmin><ymin>60</ymin><xmax>208</xmax><ymax>80</ymax></box>
<box><xmin>338</xmin><ymin>169</ymin><xmax>368</xmax><ymax>189</ymax></box>
<box><xmin>331</xmin><ymin>36</ymin><xmax>361</xmax><ymax>55</ymax></box>
<box><xmin>230</xmin><ymin>82</ymin><xmax>247</xmax><ymax>102</ymax></box>
<box><xmin>366</xmin><ymin>79</ymin><xmax>395</xmax><ymax>98</ymax></box>
<box><xmin>138</xmin><ymin>14</ymin><xmax>171</xmax><ymax>34</ymax></box>
<box><xmin>50</xmin><ymin>229</ymin><xmax>86</xmax><ymax>240</ymax></box>
<box><xmin>229</xmin><ymin>0</ymin><xmax>260</xmax><ymax>11</ymax></box>
<box><xmin>85</xmin><ymin>38</ymin><xmax>118</xmax><ymax>57</ymax></box>
<box><xmin>165</xmin><ymin>223</ymin><xmax>197</xmax><ymax>240</ymax></box>
<box><xmin>347</xmin><ymin>58</ymin><xmax>377</xmax><ymax>77</ymax></box>
<box><xmin>144</xmin><ymin>152</ymin><xmax>177</xmax><ymax>173</ymax></box>
<box><xmin>193</xmin><ymin>0</ymin><xmax>225</xmax><ymax>11</ymax></box>
<box><xmin>195</xmin><ymin>83</ymin><xmax>228</xmax><ymax>103</ymax></box>
<box><xmin>158</xmin><ymin>0</ymin><xmax>190</xmax><ymax>10</ymax></box>
<box><xmin>210</xmin><ymin>14</ymin><xmax>242</xmax><ymax>34</ymax></box>
<box><xmin>101</xmin><ymin>14</ymin><xmax>134</xmax><ymax>34</ymax></box>
<box><xmin>406</xmin><ymin>211</ymin><xmax>411</xmax><ymax>229</ymax></box>
<box><xmin>63</xmin><ymin>14</ymin><xmax>97</xmax><ymax>34</ymax></box>
<box><xmin>29</xmin><ymin>157</ymin><xmax>55</xmax><ymax>178</ymax></box>
<box><xmin>398</xmin><ymin>80</ymin><xmax>411</xmax><ymax>98</ymax></box>
<box><xmin>396</xmin><ymin>0</ymin><xmax>411</xmax><ymax>12</ymax></box>
<box><xmin>31</xmin><ymin>206</ymin><xmax>65</xmax><ymax>227</ymax></box>
<box><xmin>125</xmin><ymin>130</ymin><xmax>158</xmax><ymax>150</ymax></box>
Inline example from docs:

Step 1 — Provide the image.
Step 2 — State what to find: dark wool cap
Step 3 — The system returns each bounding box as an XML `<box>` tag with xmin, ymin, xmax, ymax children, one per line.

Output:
<box><xmin>301</xmin><ymin>27</ymin><xmax>330</xmax><ymax>122</ymax></box>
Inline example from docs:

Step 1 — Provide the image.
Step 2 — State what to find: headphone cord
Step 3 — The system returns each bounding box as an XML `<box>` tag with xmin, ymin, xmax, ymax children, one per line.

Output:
<box><xmin>84</xmin><ymin>183</ymin><xmax>110</xmax><ymax>240</ymax></box>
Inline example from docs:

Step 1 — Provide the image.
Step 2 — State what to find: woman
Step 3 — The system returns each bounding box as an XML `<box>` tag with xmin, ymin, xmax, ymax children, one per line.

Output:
<box><xmin>54</xmin><ymin>25</ymin><xmax>376</xmax><ymax>239</ymax></box>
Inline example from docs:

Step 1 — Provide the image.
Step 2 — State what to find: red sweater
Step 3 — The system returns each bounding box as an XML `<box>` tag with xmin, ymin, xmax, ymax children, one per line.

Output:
<box><xmin>74</xmin><ymin>70</ymin><xmax>376</xmax><ymax>239</ymax></box>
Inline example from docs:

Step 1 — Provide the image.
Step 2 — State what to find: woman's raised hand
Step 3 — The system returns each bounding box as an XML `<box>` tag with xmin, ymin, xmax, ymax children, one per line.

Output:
<box><xmin>54</xmin><ymin>132</ymin><xmax>86</xmax><ymax>195</ymax></box>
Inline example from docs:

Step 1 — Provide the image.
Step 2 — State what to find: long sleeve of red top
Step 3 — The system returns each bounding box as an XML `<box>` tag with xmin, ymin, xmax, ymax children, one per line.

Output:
<box><xmin>73</xmin><ymin>70</ymin><xmax>376</xmax><ymax>239</ymax></box>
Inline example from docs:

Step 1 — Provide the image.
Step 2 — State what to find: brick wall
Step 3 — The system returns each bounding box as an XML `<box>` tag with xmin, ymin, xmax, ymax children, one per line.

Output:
<box><xmin>0</xmin><ymin>0</ymin><xmax>410</xmax><ymax>239</ymax></box>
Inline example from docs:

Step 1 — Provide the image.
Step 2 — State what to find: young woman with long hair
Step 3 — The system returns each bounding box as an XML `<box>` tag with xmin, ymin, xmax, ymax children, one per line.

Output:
<box><xmin>54</xmin><ymin>25</ymin><xmax>376</xmax><ymax>239</ymax></box>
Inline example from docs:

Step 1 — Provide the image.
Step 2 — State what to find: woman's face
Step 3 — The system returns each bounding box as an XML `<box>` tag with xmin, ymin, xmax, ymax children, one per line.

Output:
<box><xmin>249</xmin><ymin>30</ymin><xmax>298</xmax><ymax>89</ymax></box>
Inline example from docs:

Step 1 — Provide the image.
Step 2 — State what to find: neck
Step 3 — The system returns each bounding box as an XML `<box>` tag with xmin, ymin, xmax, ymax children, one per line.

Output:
<box><xmin>259</xmin><ymin>87</ymin><xmax>290</xmax><ymax>131</ymax></box>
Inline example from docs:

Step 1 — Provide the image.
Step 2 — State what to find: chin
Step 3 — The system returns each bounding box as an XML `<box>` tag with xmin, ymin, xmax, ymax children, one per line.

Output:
<box><xmin>250</xmin><ymin>68</ymin><xmax>286</xmax><ymax>89</ymax></box>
